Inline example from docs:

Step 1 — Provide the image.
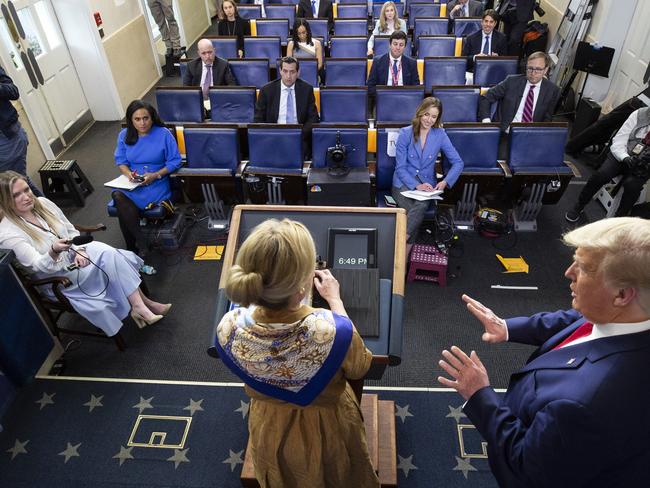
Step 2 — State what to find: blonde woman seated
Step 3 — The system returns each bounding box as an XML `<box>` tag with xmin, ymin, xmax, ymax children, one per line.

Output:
<box><xmin>0</xmin><ymin>171</ymin><xmax>171</xmax><ymax>334</ymax></box>
<box><xmin>367</xmin><ymin>1</ymin><xmax>407</xmax><ymax>57</ymax></box>
<box><xmin>287</xmin><ymin>19</ymin><xmax>323</xmax><ymax>72</ymax></box>
<box><xmin>216</xmin><ymin>219</ymin><xmax>379</xmax><ymax>488</ymax></box>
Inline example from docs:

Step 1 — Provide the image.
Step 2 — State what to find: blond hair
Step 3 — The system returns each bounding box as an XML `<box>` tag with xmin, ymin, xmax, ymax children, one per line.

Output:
<box><xmin>379</xmin><ymin>2</ymin><xmax>402</xmax><ymax>33</ymax></box>
<box><xmin>0</xmin><ymin>171</ymin><xmax>62</xmax><ymax>244</ymax></box>
<box><xmin>563</xmin><ymin>217</ymin><xmax>650</xmax><ymax>314</ymax></box>
<box><xmin>225</xmin><ymin>218</ymin><xmax>316</xmax><ymax>309</ymax></box>
<box><xmin>412</xmin><ymin>97</ymin><xmax>443</xmax><ymax>141</ymax></box>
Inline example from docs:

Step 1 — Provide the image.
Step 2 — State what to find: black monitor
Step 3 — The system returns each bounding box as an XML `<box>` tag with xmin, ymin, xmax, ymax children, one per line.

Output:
<box><xmin>328</xmin><ymin>227</ymin><xmax>377</xmax><ymax>269</ymax></box>
<box><xmin>573</xmin><ymin>42</ymin><xmax>615</xmax><ymax>78</ymax></box>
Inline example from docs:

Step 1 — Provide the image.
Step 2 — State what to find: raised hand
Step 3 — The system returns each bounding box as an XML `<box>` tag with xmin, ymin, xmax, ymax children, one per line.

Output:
<box><xmin>462</xmin><ymin>294</ymin><xmax>508</xmax><ymax>343</ymax></box>
<box><xmin>437</xmin><ymin>346</ymin><xmax>490</xmax><ymax>400</ymax></box>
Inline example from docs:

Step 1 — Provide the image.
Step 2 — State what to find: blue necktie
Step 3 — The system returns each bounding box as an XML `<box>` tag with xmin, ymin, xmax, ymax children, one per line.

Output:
<box><xmin>392</xmin><ymin>60</ymin><xmax>399</xmax><ymax>85</ymax></box>
<box><xmin>286</xmin><ymin>88</ymin><xmax>297</xmax><ymax>124</ymax></box>
<box><xmin>482</xmin><ymin>35</ymin><xmax>490</xmax><ymax>54</ymax></box>
<box><xmin>311</xmin><ymin>0</ymin><xmax>317</xmax><ymax>16</ymax></box>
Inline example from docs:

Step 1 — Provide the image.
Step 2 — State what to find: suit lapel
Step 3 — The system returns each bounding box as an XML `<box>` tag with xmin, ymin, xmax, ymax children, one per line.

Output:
<box><xmin>271</xmin><ymin>81</ymin><xmax>281</xmax><ymax>121</ymax></box>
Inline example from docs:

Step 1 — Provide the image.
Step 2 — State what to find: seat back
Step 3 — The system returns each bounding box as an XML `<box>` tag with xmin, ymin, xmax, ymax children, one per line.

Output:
<box><xmin>334</xmin><ymin>18</ymin><xmax>368</xmax><ymax>36</ymax></box>
<box><xmin>208</xmin><ymin>37</ymin><xmax>238</xmax><ymax>60</ymax></box>
<box><xmin>432</xmin><ymin>86</ymin><xmax>479</xmax><ymax>123</ymax></box>
<box><xmin>184</xmin><ymin>126</ymin><xmax>240</xmax><ymax>172</ymax></box>
<box><xmin>418</xmin><ymin>35</ymin><xmax>456</xmax><ymax>57</ymax></box>
<box><xmin>452</xmin><ymin>17</ymin><xmax>482</xmax><ymax>37</ymax></box>
<box><xmin>238</xmin><ymin>5</ymin><xmax>262</xmax><ymax>19</ymax></box>
<box><xmin>507</xmin><ymin>123</ymin><xmax>569</xmax><ymax>172</ymax></box>
<box><xmin>337</xmin><ymin>4</ymin><xmax>368</xmax><ymax>18</ymax></box>
<box><xmin>155</xmin><ymin>87</ymin><xmax>204</xmax><ymax>123</ymax></box>
<box><xmin>324</xmin><ymin>58</ymin><xmax>368</xmax><ymax>86</ymax></box>
<box><xmin>311</xmin><ymin>124</ymin><xmax>368</xmax><ymax>168</ymax></box>
<box><xmin>244</xmin><ymin>37</ymin><xmax>282</xmax><ymax>65</ymax></box>
<box><xmin>276</xmin><ymin>58</ymin><xmax>319</xmax><ymax>88</ymax></box>
<box><xmin>408</xmin><ymin>3</ymin><xmax>441</xmax><ymax>29</ymax></box>
<box><xmin>273</xmin><ymin>0</ymin><xmax>299</xmax><ymax>4</ymax></box>
<box><xmin>208</xmin><ymin>86</ymin><xmax>256</xmax><ymax>123</ymax></box>
<box><xmin>375</xmin><ymin>125</ymin><xmax>402</xmax><ymax>192</ymax></box>
<box><xmin>330</xmin><ymin>36</ymin><xmax>368</xmax><ymax>57</ymax></box>
<box><xmin>247</xmin><ymin>125</ymin><xmax>304</xmax><ymax>172</ymax></box>
<box><xmin>320</xmin><ymin>87</ymin><xmax>368</xmax><ymax>122</ymax></box>
<box><xmin>229</xmin><ymin>59</ymin><xmax>270</xmax><ymax>88</ymax></box>
<box><xmin>474</xmin><ymin>57</ymin><xmax>519</xmax><ymax>86</ymax></box>
<box><xmin>442</xmin><ymin>124</ymin><xmax>500</xmax><ymax>172</ymax></box>
<box><xmin>414</xmin><ymin>18</ymin><xmax>449</xmax><ymax>39</ymax></box>
<box><xmin>373</xmin><ymin>35</ymin><xmax>412</xmax><ymax>58</ymax></box>
<box><xmin>264</xmin><ymin>4</ymin><xmax>296</xmax><ymax>24</ymax></box>
<box><xmin>309</xmin><ymin>19</ymin><xmax>330</xmax><ymax>44</ymax></box>
<box><xmin>424</xmin><ymin>57</ymin><xmax>467</xmax><ymax>87</ymax></box>
<box><xmin>376</xmin><ymin>86</ymin><xmax>425</xmax><ymax>123</ymax></box>
<box><xmin>372</xmin><ymin>3</ymin><xmax>405</xmax><ymax>20</ymax></box>
<box><xmin>254</xmin><ymin>19</ymin><xmax>290</xmax><ymax>45</ymax></box>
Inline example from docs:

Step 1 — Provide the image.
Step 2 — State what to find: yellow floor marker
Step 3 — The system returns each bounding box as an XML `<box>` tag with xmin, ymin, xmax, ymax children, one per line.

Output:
<box><xmin>496</xmin><ymin>254</ymin><xmax>529</xmax><ymax>273</ymax></box>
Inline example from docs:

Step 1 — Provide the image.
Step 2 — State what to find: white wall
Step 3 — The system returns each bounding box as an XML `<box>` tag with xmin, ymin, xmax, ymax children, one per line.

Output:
<box><xmin>89</xmin><ymin>0</ymin><xmax>143</xmax><ymax>37</ymax></box>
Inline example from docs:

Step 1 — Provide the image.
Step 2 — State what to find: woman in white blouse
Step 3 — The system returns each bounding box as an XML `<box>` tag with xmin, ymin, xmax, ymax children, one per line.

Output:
<box><xmin>367</xmin><ymin>1</ymin><xmax>407</xmax><ymax>57</ymax></box>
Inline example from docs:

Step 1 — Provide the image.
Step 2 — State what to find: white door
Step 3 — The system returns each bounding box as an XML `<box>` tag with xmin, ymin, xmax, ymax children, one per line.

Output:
<box><xmin>0</xmin><ymin>0</ymin><xmax>92</xmax><ymax>156</ymax></box>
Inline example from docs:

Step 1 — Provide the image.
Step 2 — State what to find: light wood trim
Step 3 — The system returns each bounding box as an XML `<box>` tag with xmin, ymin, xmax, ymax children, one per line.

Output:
<box><xmin>455</xmin><ymin>36</ymin><xmax>463</xmax><ymax>57</ymax></box>
<box><xmin>218</xmin><ymin>207</ymin><xmax>243</xmax><ymax>289</ymax></box>
<box><xmin>440</xmin><ymin>3</ymin><xmax>447</xmax><ymax>16</ymax></box>
<box><xmin>564</xmin><ymin>160</ymin><xmax>582</xmax><ymax>178</ymax></box>
<box><xmin>416</xmin><ymin>58</ymin><xmax>424</xmax><ymax>84</ymax></box>
<box><xmin>250</xmin><ymin>19</ymin><xmax>257</xmax><ymax>36</ymax></box>
<box><xmin>392</xmin><ymin>210</ymin><xmax>406</xmax><ymax>296</ymax></box>
<box><xmin>368</xmin><ymin>127</ymin><xmax>377</xmax><ymax>153</ymax></box>
<box><xmin>378</xmin><ymin>400</ymin><xmax>398</xmax><ymax>487</ymax></box>
<box><xmin>361</xmin><ymin>394</ymin><xmax>379</xmax><ymax>472</ymax></box>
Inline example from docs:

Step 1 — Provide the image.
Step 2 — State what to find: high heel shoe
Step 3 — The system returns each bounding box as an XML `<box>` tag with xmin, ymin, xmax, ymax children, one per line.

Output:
<box><xmin>159</xmin><ymin>303</ymin><xmax>172</xmax><ymax>316</ymax></box>
<box><xmin>130</xmin><ymin>311</ymin><xmax>163</xmax><ymax>329</ymax></box>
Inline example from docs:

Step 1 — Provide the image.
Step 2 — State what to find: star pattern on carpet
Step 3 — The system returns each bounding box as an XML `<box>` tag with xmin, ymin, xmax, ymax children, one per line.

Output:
<box><xmin>446</xmin><ymin>404</ymin><xmax>467</xmax><ymax>423</ymax></box>
<box><xmin>395</xmin><ymin>403</ymin><xmax>414</xmax><ymax>423</ymax></box>
<box><xmin>83</xmin><ymin>394</ymin><xmax>104</xmax><ymax>413</ymax></box>
<box><xmin>223</xmin><ymin>449</ymin><xmax>244</xmax><ymax>471</ymax></box>
<box><xmin>132</xmin><ymin>396</ymin><xmax>154</xmax><ymax>414</ymax></box>
<box><xmin>397</xmin><ymin>453</ymin><xmax>418</xmax><ymax>478</ymax></box>
<box><xmin>167</xmin><ymin>448</ymin><xmax>190</xmax><ymax>469</ymax></box>
<box><xmin>234</xmin><ymin>400</ymin><xmax>249</xmax><ymax>419</ymax></box>
<box><xmin>452</xmin><ymin>455</ymin><xmax>477</xmax><ymax>479</ymax></box>
<box><xmin>35</xmin><ymin>392</ymin><xmax>55</xmax><ymax>410</ymax></box>
<box><xmin>113</xmin><ymin>445</ymin><xmax>134</xmax><ymax>466</ymax></box>
<box><xmin>183</xmin><ymin>398</ymin><xmax>204</xmax><ymax>416</ymax></box>
<box><xmin>58</xmin><ymin>442</ymin><xmax>81</xmax><ymax>463</ymax></box>
<box><xmin>6</xmin><ymin>439</ymin><xmax>29</xmax><ymax>461</ymax></box>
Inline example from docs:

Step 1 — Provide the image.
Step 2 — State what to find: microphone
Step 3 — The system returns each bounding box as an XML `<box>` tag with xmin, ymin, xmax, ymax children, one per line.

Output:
<box><xmin>69</xmin><ymin>235</ymin><xmax>94</xmax><ymax>246</ymax></box>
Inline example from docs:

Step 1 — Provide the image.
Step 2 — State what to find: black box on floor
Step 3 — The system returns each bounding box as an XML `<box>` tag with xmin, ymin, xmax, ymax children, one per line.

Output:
<box><xmin>572</xmin><ymin>97</ymin><xmax>601</xmax><ymax>137</ymax></box>
<box><xmin>307</xmin><ymin>168</ymin><xmax>371</xmax><ymax>207</ymax></box>
<box><xmin>142</xmin><ymin>210</ymin><xmax>188</xmax><ymax>251</ymax></box>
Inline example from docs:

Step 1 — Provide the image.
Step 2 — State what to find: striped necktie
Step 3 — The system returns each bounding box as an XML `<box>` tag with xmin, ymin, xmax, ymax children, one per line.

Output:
<box><xmin>521</xmin><ymin>84</ymin><xmax>535</xmax><ymax>123</ymax></box>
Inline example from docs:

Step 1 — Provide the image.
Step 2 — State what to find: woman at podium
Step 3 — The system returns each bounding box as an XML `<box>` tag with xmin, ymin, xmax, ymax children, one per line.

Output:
<box><xmin>215</xmin><ymin>218</ymin><xmax>379</xmax><ymax>487</ymax></box>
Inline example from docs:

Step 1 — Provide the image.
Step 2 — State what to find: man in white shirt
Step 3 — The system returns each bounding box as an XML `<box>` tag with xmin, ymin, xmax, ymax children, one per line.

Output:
<box><xmin>366</xmin><ymin>30</ymin><xmax>419</xmax><ymax>99</ymax></box>
<box><xmin>461</xmin><ymin>9</ymin><xmax>508</xmax><ymax>71</ymax></box>
<box><xmin>438</xmin><ymin>217</ymin><xmax>650</xmax><ymax>487</ymax></box>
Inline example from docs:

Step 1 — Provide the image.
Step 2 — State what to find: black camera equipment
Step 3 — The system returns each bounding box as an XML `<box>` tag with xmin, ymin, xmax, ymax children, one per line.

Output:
<box><xmin>326</xmin><ymin>131</ymin><xmax>350</xmax><ymax>177</ymax></box>
<box><xmin>534</xmin><ymin>2</ymin><xmax>545</xmax><ymax>17</ymax></box>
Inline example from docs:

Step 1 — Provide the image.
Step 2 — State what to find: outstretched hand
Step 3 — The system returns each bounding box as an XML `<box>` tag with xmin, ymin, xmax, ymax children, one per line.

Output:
<box><xmin>437</xmin><ymin>346</ymin><xmax>489</xmax><ymax>400</ymax></box>
<box><xmin>462</xmin><ymin>294</ymin><xmax>508</xmax><ymax>343</ymax></box>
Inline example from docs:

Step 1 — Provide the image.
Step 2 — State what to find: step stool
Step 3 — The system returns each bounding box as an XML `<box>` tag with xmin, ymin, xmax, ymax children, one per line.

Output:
<box><xmin>39</xmin><ymin>159</ymin><xmax>94</xmax><ymax>207</ymax></box>
<box><xmin>407</xmin><ymin>244</ymin><xmax>448</xmax><ymax>286</ymax></box>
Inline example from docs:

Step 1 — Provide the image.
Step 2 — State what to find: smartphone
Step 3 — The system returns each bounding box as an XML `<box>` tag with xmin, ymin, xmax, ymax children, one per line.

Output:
<box><xmin>66</xmin><ymin>263</ymin><xmax>79</xmax><ymax>271</ymax></box>
<box><xmin>133</xmin><ymin>175</ymin><xmax>145</xmax><ymax>183</ymax></box>
<box><xmin>384</xmin><ymin>195</ymin><xmax>397</xmax><ymax>207</ymax></box>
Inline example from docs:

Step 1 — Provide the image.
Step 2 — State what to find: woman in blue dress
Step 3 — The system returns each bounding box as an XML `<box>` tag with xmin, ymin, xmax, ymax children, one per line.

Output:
<box><xmin>112</xmin><ymin>100</ymin><xmax>181</xmax><ymax>258</ymax></box>
<box><xmin>392</xmin><ymin>97</ymin><xmax>464</xmax><ymax>255</ymax></box>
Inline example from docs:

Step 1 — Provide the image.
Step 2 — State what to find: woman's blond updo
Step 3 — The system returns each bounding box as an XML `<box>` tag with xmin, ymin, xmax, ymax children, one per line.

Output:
<box><xmin>225</xmin><ymin>218</ymin><xmax>316</xmax><ymax>309</ymax></box>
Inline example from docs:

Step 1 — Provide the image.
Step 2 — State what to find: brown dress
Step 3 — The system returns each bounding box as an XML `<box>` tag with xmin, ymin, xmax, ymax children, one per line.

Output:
<box><xmin>217</xmin><ymin>305</ymin><xmax>380</xmax><ymax>488</ymax></box>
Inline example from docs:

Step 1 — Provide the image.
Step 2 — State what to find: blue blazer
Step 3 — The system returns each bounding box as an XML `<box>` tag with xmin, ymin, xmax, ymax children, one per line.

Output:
<box><xmin>367</xmin><ymin>53</ymin><xmax>420</xmax><ymax>97</ymax></box>
<box><xmin>464</xmin><ymin>309</ymin><xmax>650</xmax><ymax>487</ymax></box>
<box><xmin>393</xmin><ymin>126</ymin><xmax>463</xmax><ymax>190</ymax></box>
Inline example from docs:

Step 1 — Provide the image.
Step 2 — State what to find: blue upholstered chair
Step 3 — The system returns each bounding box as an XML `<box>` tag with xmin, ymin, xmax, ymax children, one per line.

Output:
<box><xmin>407</xmin><ymin>3</ymin><xmax>441</xmax><ymax>29</ymax></box>
<box><xmin>337</xmin><ymin>4</ymin><xmax>368</xmax><ymax>18</ymax></box>
<box><xmin>319</xmin><ymin>87</ymin><xmax>368</xmax><ymax>122</ymax></box>
<box><xmin>255</xmin><ymin>19</ymin><xmax>290</xmax><ymax>45</ymax></box>
<box><xmin>375</xmin><ymin>86</ymin><xmax>425</xmax><ymax>123</ymax></box>
<box><xmin>373</xmin><ymin>35</ymin><xmax>413</xmax><ymax>58</ymax></box>
<box><xmin>264</xmin><ymin>4</ymin><xmax>296</xmax><ymax>25</ymax></box>
<box><xmin>334</xmin><ymin>19</ymin><xmax>368</xmax><ymax>36</ymax></box>
<box><xmin>417</xmin><ymin>36</ymin><xmax>456</xmax><ymax>58</ymax></box>
<box><xmin>474</xmin><ymin>56</ymin><xmax>519</xmax><ymax>86</ymax></box>
<box><xmin>208</xmin><ymin>87</ymin><xmax>256</xmax><ymax>123</ymax></box>
<box><xmin>324</xmin><ymin>58</ymin><xmax>367</xmax><ymax>86</ymax></box>
<box><xmin>183</xmin><ymin>126</ymin><xmax>240</xmax><ymax>174</ymax></box>
<box><xmin>272</xmin><ymin>0</ymin><xmax>299</xmax><ymax>4</ymax></box>
<box><xmin>209</xmin><ymin>37</ymin><xmax>238</xmax><ymax>60</ymax></box>
<box><xmin>238</xmin><ymin>5</ymin><xmax>262</xmax><ymax>20</ymax></box>
<box><xmin>155</xmin><ymin>87</ymin><xmax>204</xmax><ymax>123</ymax></box>
<box><xmin>423</xmin><ymin>57</ymin><xmax>467</xmax><ymax>88</ymax></box>
<box><xmin>229</xmin><ymin>59</ymin><xmax>270</xmax><ymax>88</ymax></box>
<box><xmin>330</xmin><ymin>36</ymin><xmax>368</xmax><ymax>58</ymax></box>
<box><xmin>452</xmin><ymin>17</ymin><xmax>482</xmax><ymax>37</ymax></box>
<box><xmin>311</xmin><ymin>124</ymin><xmax>368</xmax><ymax>168</ymax></box>
<box><xmin>276</xmin><ymin>58</ymin><xmax>319</xmax><ymax>88</ymax></box>
<box><xmin>309</xmin><ymin>19</ymin><xmax>330</xmax><ymax>45</ymax></box>
<box><xmin>244</xmin><ymin>37</ymin><xmax>282</xmax><ymax>65</ymax></box>
<box><xmin>414</xmin><ymin>18</ymin><xmax>449</xmax><ymax>39</ymax></box>
<box><xmin>432</xmin><ymin>86</ymin><xmax>480</xmax><ymax>122</ymax></box>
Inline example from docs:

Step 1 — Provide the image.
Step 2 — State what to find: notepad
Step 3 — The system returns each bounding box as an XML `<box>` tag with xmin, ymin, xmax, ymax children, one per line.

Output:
<box><xmin>194</xmin><ymin>245</ymin><xmax>224</xmax><ymax>261</ymax></box>
<box><xmin>104</xmin><ymin>175</ymin><xmax>141</xmax><ymax>191</ymax></box>
<box><xmin>400</xmin><ymin>189</ymin><xmax>443</xmax><ymax>201</ymax></box>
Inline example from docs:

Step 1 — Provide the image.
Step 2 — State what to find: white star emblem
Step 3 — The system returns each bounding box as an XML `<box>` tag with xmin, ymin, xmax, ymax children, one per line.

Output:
<box><xmin>166</xmin><ymin>448</ymin><xmax>190</xmax><ymax>469</ymax></box>
<box><xmin>234</xmin><ymin>400</ymin><xmax>249</xmax><ymax>419</ymax></box>
<box><xmin>6</xmin><ymin>439</ymin><xmax>29</xmax><ymax>460</ymax></box>
<box><xmin>567</xmin><ymin>358</ymin><xmax>576</xmax><ymax>364</ymax></box>
<box><xmin>183</xmin><ymin>399</ymin><xmax>204</xmax><ymax>416</ymax></box>
<box><xmin>113</xmin><ymin>445</ymin><xmax>134</xmax><ymax>466</ymax></box>
<box><xmin>132</xmin><ymin>396</ymin><xmax>154</xmax><ymax>414</ymax></box>
<box><xmin>397</xmin><ymin>453</ymin><xmax>418</xmax><ymax>477</ymax></box>
<box><xmin>83</xmin><ymin>394</ymin><xmax>104</xmax><ymax>413</ymax></box>
<box><xmin>452</xmin><ymin>456</ymin><xmax>477</xmax><ymax>478</ymax></box>
<box><xmin>394</xmin><ymin>404</ymin><xmax>414</xmax><ymax>423</ymax></box>
<box><xmin>446</xmin><ymin>404</ymin><xmax>467</xmax><ymax>423</ymax></box>
<box><xmin>222</xmin><ymin>449</ymin><xmax>244</xmax><ymax>471</ymax></box>
<box><xmin>58</xmin><ymin>442</ymin><xmax>81</xmax><ymax>463</ymax></box>
<box><xmin>35</xmin><ymin>392</ymin><xmax>55</xmax><ymax>410</ymax></box>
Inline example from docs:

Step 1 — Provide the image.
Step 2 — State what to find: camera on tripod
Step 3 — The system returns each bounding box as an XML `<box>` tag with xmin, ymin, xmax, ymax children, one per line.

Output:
<box><xmin>326</xmin><ymin>131</ymin><xmax>350</xmax><ymax>177</ymax></box>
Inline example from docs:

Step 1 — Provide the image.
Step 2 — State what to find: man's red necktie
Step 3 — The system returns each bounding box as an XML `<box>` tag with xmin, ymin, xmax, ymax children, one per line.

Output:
<box><xmin>552</xmin><ymin>322</ymin><xmax>593</xmax><ymax>350</ymax></box>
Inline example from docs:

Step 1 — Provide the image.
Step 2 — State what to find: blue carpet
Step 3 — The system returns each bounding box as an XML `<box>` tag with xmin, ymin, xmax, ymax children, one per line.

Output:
<box><xmin>0</xmin><ymin>378</ymin><xmax>500</xmax><ymax>487</ymax></box>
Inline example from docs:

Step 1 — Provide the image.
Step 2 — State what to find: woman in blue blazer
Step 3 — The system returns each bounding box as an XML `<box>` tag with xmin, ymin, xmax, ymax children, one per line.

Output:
<box><xmin>392</xmin><ymin>97</ymin><xmax>464</xmax><ymax>252</ymax></box>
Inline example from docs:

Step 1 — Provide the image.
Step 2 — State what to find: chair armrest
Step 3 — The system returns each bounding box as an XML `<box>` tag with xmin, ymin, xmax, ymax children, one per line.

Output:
<box><xmin>25</xmin><ymin>276</ymin><xmax>73</xmax><ymax>307</ymax></box>
<box><xmin>497</xmin><ymin>160</ymin><xmax>512</xmax><ymax>178</ymax></box>
<box><xmin>74</xmin><ymin>223</ymin><xmax>107</xmax><ymax>234</ymax></box>
<box><xmin>564</xmin><ymin>160</ymin><xmax>581</xmax><ymax>178</ymax></box>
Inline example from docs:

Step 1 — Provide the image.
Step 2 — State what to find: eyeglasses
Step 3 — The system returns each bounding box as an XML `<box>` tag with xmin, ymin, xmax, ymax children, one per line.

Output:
<box><xmin>526</xmin><ymin>66</ymin><xmax>546</xmax><ymax>73</ymax></box>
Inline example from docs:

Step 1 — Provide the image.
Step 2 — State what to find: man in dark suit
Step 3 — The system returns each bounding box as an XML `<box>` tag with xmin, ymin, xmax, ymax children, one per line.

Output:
<box><xmin>497</xmin><ymin>0</ymin><xmax>535</xmax><ymax>56</ymax></box>
<box><xmin>297</xmin><ymin>0</ymin><xmax>333</xmax><ymax>31</ymax></box>
<box><xmin>462</xmin><ymin>9</ymin><xmax>507</xmax><ymax>71</ymax></box>
<box><xmin>367</xmin><ymin>30</ymin><xmax>420</xmax><ymax>101</ymax></box>
<box><xmin>447</xmin><ymin>0</ymin><xmax>484</xmax><ymax>18</ymax></box>
<box><xmin>182</xmin><ymin>38</ymin><xmax>236</xmax><ymax>96</ymax></box>
<box><xmin>254</xmin><ymin>56</ymin><xmax>319</xmax><ymax>156</ymax></box>
<box><xmin>438</xmin><ymin>217</ymin><xmax>650</xmax><ymax>487</ymax></box>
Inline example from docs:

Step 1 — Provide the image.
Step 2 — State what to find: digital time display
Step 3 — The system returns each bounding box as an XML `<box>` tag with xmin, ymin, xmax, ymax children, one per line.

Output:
<box><xmin>328</xmin><ymin>228</ymin><xmax>377</xmax><ymax>270</ymax></box>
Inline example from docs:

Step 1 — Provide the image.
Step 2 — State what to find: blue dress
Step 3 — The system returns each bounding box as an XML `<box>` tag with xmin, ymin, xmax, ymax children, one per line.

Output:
<box><xmin>113</xmin><ymin>125</ymin><xmax>182</xmax><ymax>209</ymax></box>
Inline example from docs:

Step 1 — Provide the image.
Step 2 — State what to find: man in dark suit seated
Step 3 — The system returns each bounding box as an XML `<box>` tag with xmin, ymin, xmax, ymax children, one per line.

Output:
<box><xmin>438</xmin><ymin>216</ymin><xmax>650</xmax><ymax>488</ymax></box>
<box><xmin>462</xmin><ymin>9</ymin><xmax>507</xmax><ymax>72</ymax></box>
<box><xmin>447</xmin><ymin>0</ymin><xmax>484</xmax><ymax>18</ymax></box>
<box><xmin>297</xmin><ymin>0</ymin><xmax>334</xmax><ymax>31</ymax></box>
<box><xmin>254</xmin><ymin>56</ymin><xmax>320</xmax><ymax>157</ymax></box>
<box><xmin>182</xmin><ymin>38</ymin><xmax>237</xmax><ymax>96</ymax></box>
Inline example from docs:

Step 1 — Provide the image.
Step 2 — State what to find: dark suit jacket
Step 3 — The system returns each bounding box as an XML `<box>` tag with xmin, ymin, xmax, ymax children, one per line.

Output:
<box><xmin>478</xmin><ymin>74</ymin><xmax>560</xmax><ymax>132</ymax></box>
<box><xmin>182</xmin><ymin>57</ymin><xmax>236</xmax><ymax>87</ymax></box>
<box><xmin>464</xmin><ymin>309</ymin><xmax>650</xmax><ymax>487</ymax></box>
<box><xmin>462</xmin><ymin>29</ymin><xmax>507</xmax><ymax>70</ymax></box>
<box><xmin>297</xmin><ymin>0</ymin><xmax>333</xmax><ymax>30</ymax></box>
<box><xmin>254</xmin><ymin>78</ymin><xmax>319</xmax><ymax>126</ymax></box>
<box><xmin>447</xmin><ymin>0</ymin><xmax>484</xmax><ymax>17</ymax></box>
<box><xmin>498</xmin><ymin>0</ymin><xmax>535</xmax><ymax>22</ymax></box>
<box><xmin>366</xmin><ymin>53</ymin><xmax>420</xmax><ymax>97</ymax></box>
